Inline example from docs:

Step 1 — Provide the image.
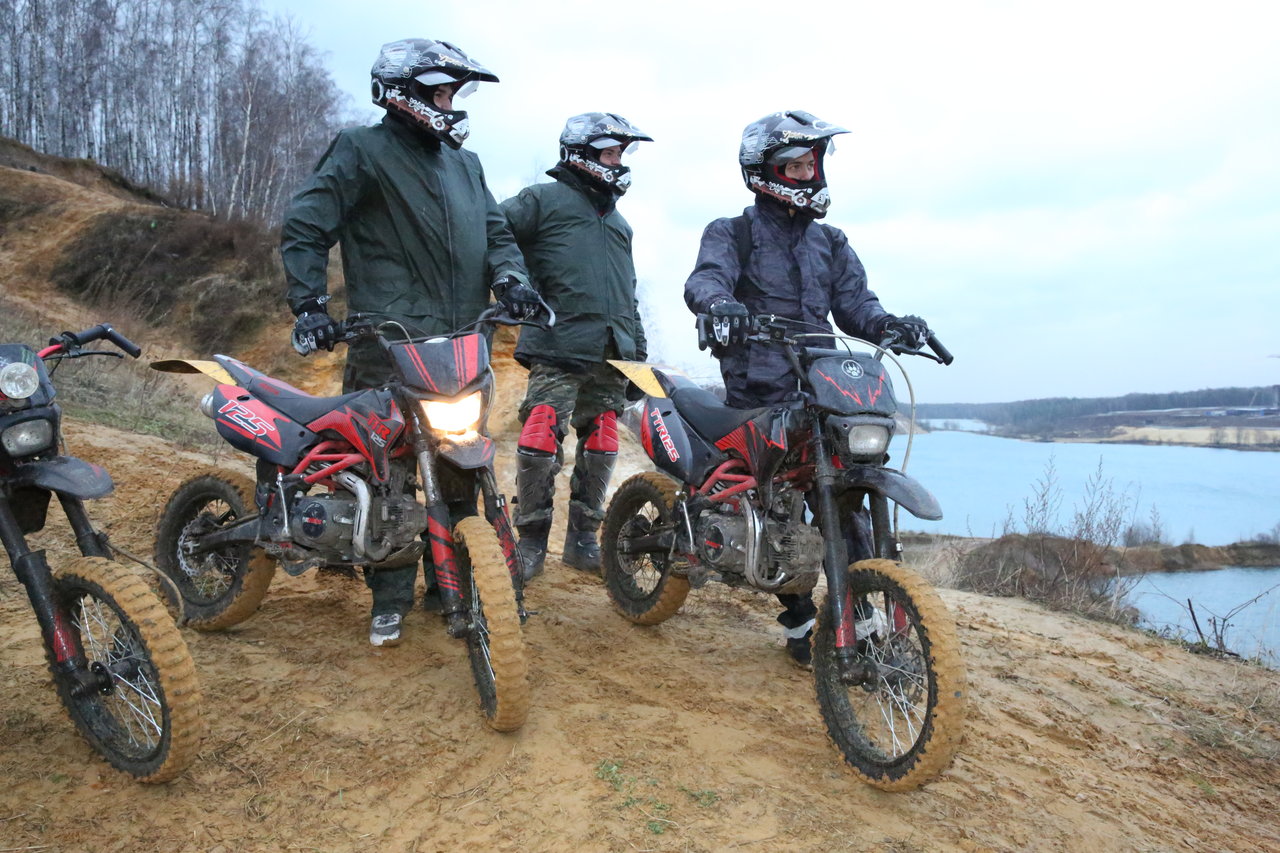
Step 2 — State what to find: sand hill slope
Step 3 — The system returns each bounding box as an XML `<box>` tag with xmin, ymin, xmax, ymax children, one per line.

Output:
<box><xmin>0</xmin><ymin>156</ymin><xmax>1277</xmax><ymax>853</ymax></box>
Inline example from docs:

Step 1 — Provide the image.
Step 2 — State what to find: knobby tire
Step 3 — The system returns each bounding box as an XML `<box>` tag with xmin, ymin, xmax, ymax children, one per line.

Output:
<box><xmin>154</xmin><ymin>470</ymin><xmax>276</xmax><ymax>630</ymax></box>
<box><xmin>454</xmin><ymin>516</ymin><xmax>529</xmax><ymax>732</ymax></box>
<box><xmin>51</xmin><ymin>557</ymin><xmax>204</xmax><ymax>782</ymax></box>
<box><xmin>601</xmin><ymin>472</ymin><xmax>690</xmax><ymax>625</ymax></box>
<box><xmin>812</xmin><ymin>558</ymin><xmax>967</xmax><ymax>791</ymax></box>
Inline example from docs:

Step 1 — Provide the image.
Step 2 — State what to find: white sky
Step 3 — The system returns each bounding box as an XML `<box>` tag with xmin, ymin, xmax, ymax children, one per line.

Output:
<box><xmin>266</xmin><ymin>0</ymin><xmax>1280</xmax><ymax>404</ymax></box>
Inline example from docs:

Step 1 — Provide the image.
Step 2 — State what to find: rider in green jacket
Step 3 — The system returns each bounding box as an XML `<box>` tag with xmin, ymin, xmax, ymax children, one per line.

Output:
<box><xmin>280</xmin><ymin>37</ymin><xmax>537</xmax><ymax>647</ymax></box>
<box><xmin>500</xmin><ymin>113</ymin><xmax>652</xmax><ymax>580</ymax></box>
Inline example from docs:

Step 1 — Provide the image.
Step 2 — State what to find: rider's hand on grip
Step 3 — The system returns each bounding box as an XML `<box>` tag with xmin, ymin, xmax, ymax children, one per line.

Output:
<box><xmin>292</xmin><ymin>310</ymin><xmax>339</xmax><ymax>355</ymax></box>
<box><xmin>708</xmin><ymin>299</ymin><xmax>752</xmax><ymax>349</ymax></box>
<box><xmin>492</xmin><ymin>275</ymin><xmax>541</xmax><ymax>321</ymax></box>
<box><xmin>880</xmin><ymin>313</ymin><xmax>930</xmax><ymax>350</ymax></box>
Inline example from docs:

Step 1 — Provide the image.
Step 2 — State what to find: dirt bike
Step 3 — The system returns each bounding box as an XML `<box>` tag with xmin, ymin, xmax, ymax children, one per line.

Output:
<box><xmin>151</xmin><ymin>306</ymin><xmax>545</xmax><ymax>732</ymax></box>
<box><xmin>0</xmin><ymin>323</ymin><xmax>203</xmax><ymax>782</ymax></box>
<box><xmin>604</xmin><ymin>315</ymin><xmax>967</xmax><ymax>790</ymax></box>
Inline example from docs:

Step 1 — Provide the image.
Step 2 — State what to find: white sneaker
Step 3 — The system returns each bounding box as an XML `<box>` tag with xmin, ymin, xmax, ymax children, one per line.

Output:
<box><xmin>369</xmin><ymin>613</ymin><xmax>404</xmax><ymax>647</ymax></box>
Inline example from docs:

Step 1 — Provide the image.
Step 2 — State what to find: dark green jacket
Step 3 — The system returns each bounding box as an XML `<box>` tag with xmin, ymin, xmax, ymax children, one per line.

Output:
<box><xmin>281</xmin><ymin>116</ymin><xmax>527</xmax><ymax>335</ymax></box>
<box><xmin>501</xmin><ymin>167</ymin><xmax>647</xmax><ymax>368</ymax></box>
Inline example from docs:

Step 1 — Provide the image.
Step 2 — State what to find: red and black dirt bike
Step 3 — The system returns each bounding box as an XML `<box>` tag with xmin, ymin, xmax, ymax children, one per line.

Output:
<box><xmin>604</xmin><ymin>315</ymin><xmax>967</xmax><ymax>790</ymax></box>
<box><xmin>0</xmin><ymin>323</ymin><xmax>203</xmax><ymax>782</ymax></box>
<box><xmin>151</xmin><ymin>306</ymin><xmax>545</xmax><ymax>732</ymax></box>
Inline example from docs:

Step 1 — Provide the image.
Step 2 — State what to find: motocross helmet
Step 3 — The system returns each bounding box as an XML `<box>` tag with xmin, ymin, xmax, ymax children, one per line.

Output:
<box><xmin>739</xmin><ymin>110</ymin><xmax>849</xmax><ymax>217</ymax></box>
<box><xmin>558</xmin><ymin>112</ymin><xmax>653</xmax><ymax>196</ymax></box>
<box><xmin>370</xmin><ymin>38</ymin><xmax>498</xmax><ymax>149</ymax></box>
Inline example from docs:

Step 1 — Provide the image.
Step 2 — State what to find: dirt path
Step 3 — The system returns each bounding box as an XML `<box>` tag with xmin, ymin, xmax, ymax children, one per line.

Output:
<box><xmin>1</xmin><ymin>419</ymin><xmax>1277</xmax><ymax>853</ymax></box>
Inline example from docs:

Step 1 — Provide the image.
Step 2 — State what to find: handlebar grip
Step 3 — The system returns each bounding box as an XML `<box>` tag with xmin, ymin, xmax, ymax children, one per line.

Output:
<box><xmin>696</xmin><ymin>314</ymin><xmax>710</xmax><ymax>351</ymax></box>
<box><xmin>103</xmin><ymin>325</ymin><xmax>143</xmax><ymax>358</ymax></box>
<box><xmin>927</xmin><ymin>333</ymin><xmax>954</xmax><ymax>365</ymax></box>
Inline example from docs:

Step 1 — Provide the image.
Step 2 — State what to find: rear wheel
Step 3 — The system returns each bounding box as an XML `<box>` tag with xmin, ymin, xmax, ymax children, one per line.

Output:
<box><xmin>601</xmin><ymin>472</ymin><xmax>689</xmax><ymax>625</ymax></box>
<box><xmin>154</xmin><ymin>471</ymin><xmax>275</xmax><ymax>630</ymax></box>
<box><xmin>51</xmin><ymin>557</ymin><xmax>204</xmax><ymax>782</ymax></box>
<box><xmin>812</xmin><ymin>559</ymin><xmax>967</xmax><ymax>791</ymax></box>
<box><xmin>454</xmin><ymin>516</ymin><xmax>529</xmax><ymax>732</ymax></box>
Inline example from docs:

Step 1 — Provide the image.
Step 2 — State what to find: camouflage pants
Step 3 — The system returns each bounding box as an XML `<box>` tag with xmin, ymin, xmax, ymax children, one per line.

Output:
<box><xmin>514</xmin><ymin>360</ymin><xmax>627</xmax><ymax>530</ymax></box>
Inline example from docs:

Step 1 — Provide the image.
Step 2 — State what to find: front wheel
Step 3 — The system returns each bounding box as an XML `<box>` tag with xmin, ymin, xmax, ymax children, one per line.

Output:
<box><xmin>813</xmin><ymin>559</ymin><xmax>967</xmax><ymax>791</ymax></box>
<box><xmin>51</xmin><ymin>557</ymin><xmax>204</xmax><ymax>782</ymax></box>
<box><xmin>454</xmin><ymin>516</ymin><xmax>529</xmax><ymax>732</ymax></box>
<box><xmin>601</xmin><ymin>472</ymin><xmax>690</xmax><ymax>625</ymax></box>
<box><xmin>153</xmin><ymin>470</ymin><xmax>276</xmax><ymax>630</ymax></box>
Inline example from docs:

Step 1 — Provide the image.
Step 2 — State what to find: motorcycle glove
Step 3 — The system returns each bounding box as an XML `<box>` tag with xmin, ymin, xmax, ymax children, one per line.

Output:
<box><xmin>879</xmin><ymin>313</ymin><xmax>930</xmax><ymax>349</ymax></box>
<box><xmin>292</xmin><ymin>300</ymin><xmax>339</xmax><ymax>355</ymax></box>
<box><xmin>492</xmin><ymin>274</ymin><xmax>541</xmax><ymax>320</ymax></box>
<box><xmin>708</xmin><ymin>298</ymin><xmax>752</xmax><ymax>349</ymax></box>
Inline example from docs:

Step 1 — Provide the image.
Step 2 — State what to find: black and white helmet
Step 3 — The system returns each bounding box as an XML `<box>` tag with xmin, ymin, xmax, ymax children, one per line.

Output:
<box><xmin>558</xmin><ymin>112</ymin><xmax>653</xmax><ymax>196</ymax></box>
<box><xmin>370</xmin><ymin>38</ymin><xmax>498</xmax><ymax>149</ymax></box>
<box><xmin>739</xmin><ymin>110</ymin><xmax>849</xmax><ymax>217</ymax></box>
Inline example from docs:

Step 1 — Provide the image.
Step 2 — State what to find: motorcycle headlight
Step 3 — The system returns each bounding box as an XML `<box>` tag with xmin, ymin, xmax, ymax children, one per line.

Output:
<box><xmin>0</xmin><ymin>362</ymin><xmax>40</xmax><ymax>400</ymax></box>
<box><xmin>846</xmin><ymin>423</ymin><xmax>892</xmax><ymax>460</ymax></box>
<box><xmin>2</xmin><ymin>418</ymin><xmax>55</xmax><ymax>456</ymax></box>
<box><xmin>421</xmin><ymin>392</ymin><xmax>483</xmax><ymax>434</ymax></box>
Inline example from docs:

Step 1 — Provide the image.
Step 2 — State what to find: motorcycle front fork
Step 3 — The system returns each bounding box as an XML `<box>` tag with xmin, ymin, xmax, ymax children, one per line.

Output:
<box><xmin>0</xmin><ymin>491</ymin><xmax>112</xmax><ymax>696</ymax></box>
<box><xmin>810</xmin><ymin>435</ymin><xmax>880</xmax><ymax>684</ymax></box>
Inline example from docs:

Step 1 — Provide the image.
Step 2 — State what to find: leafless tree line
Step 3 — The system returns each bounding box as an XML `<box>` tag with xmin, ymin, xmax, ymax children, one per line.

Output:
<box><xmin>0</xmin><ymin>0</ymin><xmax>351</xmax><ymax>222</ymax></box>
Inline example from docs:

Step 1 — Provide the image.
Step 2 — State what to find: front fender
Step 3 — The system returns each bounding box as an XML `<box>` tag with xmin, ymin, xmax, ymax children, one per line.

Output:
<box><xmin>10</xmin><ymin>455</ymin><xmax>114</xmax><ymax>500</ymax></box>
<box><xmin>435</xmin><ymin>433</ymin><xmax>496</xmax><ymax>470</ymax></box>
<box><xmin>840</xmin><ymin>465</ymin><xmax>942</xmax><ymax>520</ymax></box>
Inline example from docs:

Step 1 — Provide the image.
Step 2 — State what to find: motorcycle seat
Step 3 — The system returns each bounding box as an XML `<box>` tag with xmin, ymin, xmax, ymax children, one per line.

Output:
<box><xmin>669</xmin><ymin>386</ymin><xmax>770</xmax><ymax>442</ymax></box>
<box><xmin>243</xmin><ymin>378</ymin><xmax>371</xmax><ymax>426</ymax></box>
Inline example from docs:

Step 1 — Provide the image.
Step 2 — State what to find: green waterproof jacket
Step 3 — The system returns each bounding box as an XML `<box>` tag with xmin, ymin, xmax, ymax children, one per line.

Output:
<box><xmin>281</xmin><ymin>116</ymin><xmax>527</xmax><ymax>334</ymax></box>
<box><xmin>501</xmin><ymin>166</ymin><xmax>647</xmax><ymax>368</ymax></box>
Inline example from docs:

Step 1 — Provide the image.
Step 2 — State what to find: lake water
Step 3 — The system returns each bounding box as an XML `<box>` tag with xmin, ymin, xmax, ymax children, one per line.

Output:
<box><xmin>897</xmin><ymin>429</ymin><xmax>1280</xmax><ymax>665</ymax></box>
<box><xmin>898</xmin><ymin>430</ymin><xmax>1280</xmax><ymax>546</ymax></box>
<box><xmin>1130</xmin><ymin>567</ymin><xmax>1280</xmax><ymax>666</ymax></box>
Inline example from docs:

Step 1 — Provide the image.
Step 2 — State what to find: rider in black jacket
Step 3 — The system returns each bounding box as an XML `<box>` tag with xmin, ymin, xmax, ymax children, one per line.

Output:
<box><xmin>684</xmin><ymin>110</ymin><xmax>931</xmax><ymax>667</ymax></box>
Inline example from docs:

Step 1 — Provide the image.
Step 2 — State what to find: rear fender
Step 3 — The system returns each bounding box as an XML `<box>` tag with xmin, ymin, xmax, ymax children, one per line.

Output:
<box><xmin>839</xmin><ymin>466</ymin><xmax>942</xmax><ymax>520</ymax></box>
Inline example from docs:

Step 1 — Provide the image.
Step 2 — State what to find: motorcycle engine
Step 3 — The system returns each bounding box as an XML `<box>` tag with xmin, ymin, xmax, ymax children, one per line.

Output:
<box><xmin>369</xmin><ymin>493</ymin><xmax>429</xmax><ymax>550</ymax></box>
<box><xmin>696</xmin><ymin>512</ymin><xmax>750</xmax><ymax>571</ymax></box>
<box><xmin>762</xmin><ymin>522</ymin><xmax>824</xmax><ymax>595</ymax></box>
<box><xmin>290</xmin><ymin>494</ymin><xmax>357</xmax><ymax>552</ymax></box>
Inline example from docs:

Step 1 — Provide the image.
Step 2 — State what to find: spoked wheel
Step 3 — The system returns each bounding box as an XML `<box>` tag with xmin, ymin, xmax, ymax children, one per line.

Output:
<box><xmin>51</xmin><ymin>557</ymin><xmax>204</xmax><ymax>782</ymax></box>
<box><xmin>154</xmin><ymin>470</ymin><xmax>275</xmax><ymax>630</ymax></box>
<box><xmin>454</xmin><ymin>516</ymin><xmax>529</xmax><ymax>732</ymax></box>
<box><xmin>601</xmin><ymin>472</ymin><xmax>689</xmax><ymax>625</ymax></box>
<box><xmin>813</xmin><ymin>559</ymin><xmax>967</xmax><ymax>791</ymax></box>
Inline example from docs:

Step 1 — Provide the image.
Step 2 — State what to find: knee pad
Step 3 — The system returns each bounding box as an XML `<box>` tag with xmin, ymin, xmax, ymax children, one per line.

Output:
<box><xmin>582</xmin><ymin>410</ymin><xmax>619</xmax><ymax>454</ymax></box>
<box><xmin>519</xmin><ymin>404</ymin><xmax>560</xmax><ymax>455</ymax></box>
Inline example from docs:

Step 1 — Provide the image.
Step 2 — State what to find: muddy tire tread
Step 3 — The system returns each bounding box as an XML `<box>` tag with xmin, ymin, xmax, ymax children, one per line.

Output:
<box><xmin>455</xmin><ymin>516</ymin><xmax>530</xmax><ymax>732</ymax></box>
<box><xmin>602</xmin><ymin>472</ymin><xmax>690</xmax><ymax>625</ymax></box>
<box><xmin>52</xmin><ymin>556</ymin><xmax>205</xmax><ymax>783</ymax></box>
<box><xmin>153</xmin><ymin>469</ymin><xmax>276</xmax><ymax>631</ymax></box>
<box><xmin>814</xmin><ymin>558</ymin><xmax>967</xmax><ymax>791</ymax></box>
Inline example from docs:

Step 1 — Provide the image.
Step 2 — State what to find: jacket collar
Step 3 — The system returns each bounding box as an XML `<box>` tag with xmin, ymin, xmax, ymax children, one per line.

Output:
<box><xmin>382</xmin><ymin>113</ymin><xmax>443</xmax><ymax>152</ymax></box>
<box><xmin>547</xmin><ymin>164</ymin><xmax>617</xmax><ymax>215</ymax></box>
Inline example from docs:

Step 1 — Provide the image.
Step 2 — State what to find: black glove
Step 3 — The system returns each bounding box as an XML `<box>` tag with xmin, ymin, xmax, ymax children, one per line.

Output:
<box><xmin>708</xmin><ymin>298</ymin><xmax>752</xmax><ymax>349</ymax></box>
<box><xmin>292</xmin><ymin>299</ymin><xmax>339</xmax><ymax>355</ymax></box>
<box><xmin>879</xmin><ymin>313</ymin><xmax>930</xmax><ymax>349</ymax></box>
<box><xmin>493</xmin><ymin>275</ymin><xmax>541</xmax><ymax>320</ymax></box>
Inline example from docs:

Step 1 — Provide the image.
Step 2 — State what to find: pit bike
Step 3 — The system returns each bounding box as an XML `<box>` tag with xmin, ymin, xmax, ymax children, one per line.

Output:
<box><xmin>151</xmin><ymin>306</ymin><xmax>547</xmax><ymax>732</ymax></box>
<box><xmin>0</xmin><ymin>323</ymin><xmax>203</xmax><ymax>781</ymax></box>
<box><xmin>604</xmin><ymin>315</ymin><xmax>966</xmax><ymax>790</ymax></box>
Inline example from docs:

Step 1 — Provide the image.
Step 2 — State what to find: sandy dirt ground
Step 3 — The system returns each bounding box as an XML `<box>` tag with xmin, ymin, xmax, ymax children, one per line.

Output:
<box><xmin>0</xmin><ymin>416</ymin><xmax>1277</xmax><ymax>853</ymax></box>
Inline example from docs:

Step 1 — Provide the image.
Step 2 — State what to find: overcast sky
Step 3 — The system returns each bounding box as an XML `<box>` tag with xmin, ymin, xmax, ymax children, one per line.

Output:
<box><xmin>265</xmin><ymin>0</ymin><xmax>1280</xmax><ymax>404</ymax></box>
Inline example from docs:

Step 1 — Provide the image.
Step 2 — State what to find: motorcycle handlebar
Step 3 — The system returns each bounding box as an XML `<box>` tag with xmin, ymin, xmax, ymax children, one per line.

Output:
<box><xmin>54</xmin><ymin>323</ymin><xmax>143</xmax><ymax>358</ymax></box>
<box><xmin>926</xmin><ymin>333</ymin><xmax>954</xmax><ymax>365</ymax></box>
<box><xmin>337</xmin><ymin>299</ymin><xmax>557</xmax><ymax>345</ymax></box>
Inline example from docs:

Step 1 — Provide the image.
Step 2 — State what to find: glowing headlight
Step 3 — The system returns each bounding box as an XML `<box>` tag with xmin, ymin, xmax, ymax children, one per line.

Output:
<box><xmin>847</xmin><ymin>424</ymin><xmax>891</xmax><ymax>459</ymax></box>
<box><xmin>0</xmin><ymin>362</ymin><xmax>40</xmax><ymax>400</ymax></box>
<box><xmin>1</xmin><ymin>419</ymin><xmax>55</xmax><ymax>456</ymax></box>
<box><xmin>421</xmin><ymin>392</ymin><xmax>483</xmax><ymax>434</ymax></box>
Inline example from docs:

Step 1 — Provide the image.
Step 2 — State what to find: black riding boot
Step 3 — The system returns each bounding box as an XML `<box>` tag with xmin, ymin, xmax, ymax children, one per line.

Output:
<box><xmin>514</xmin><ymin>450</ymin><xmax>559</xmax><ymax>581</ymax></box>
<box><xmin>562</xmin><ymin>446</ymin><xmax>615</xmax><ymax>573</ymax></box>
